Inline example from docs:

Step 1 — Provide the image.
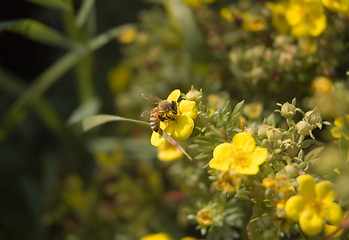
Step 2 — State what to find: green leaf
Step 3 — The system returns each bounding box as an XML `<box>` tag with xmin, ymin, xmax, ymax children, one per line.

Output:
<box><xmin>232</xmin><ymin>100</ymin><xmax>244</xmax><ymax>116</ymax></box>
<box><xmin>0</xmin><ymin>19</ymin><xmax>72</xmax><ymax>48</ymax></box>
<box><xmin>75</xmin><ymin>0</ymin><xmax>96</xmax><ymax>29</ymax></box>
<box><xmin>67</xmin><ymin>98</ymin><xmax>101</xmax><ymax>125</ymax></box>
<box><xmin>26</xmin><ymin>0</ymin><xmax>69</xmax><ymax>11</ymax></box>
<box><xmin>82</xmin><ymin>114</ymin><xmax>149</xmax><ymax>132</ymax></box>
<box><xmin>299</xmin><ymin>139</ymin><xmax>322</xmax><ymax>149</ymax></box>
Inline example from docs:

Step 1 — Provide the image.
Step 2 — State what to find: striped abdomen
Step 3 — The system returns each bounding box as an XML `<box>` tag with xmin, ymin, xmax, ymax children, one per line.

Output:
<box><xmin>150</xmin><ymin>108</ymin><xmax>161</xmax><ymax>132</ymax></box>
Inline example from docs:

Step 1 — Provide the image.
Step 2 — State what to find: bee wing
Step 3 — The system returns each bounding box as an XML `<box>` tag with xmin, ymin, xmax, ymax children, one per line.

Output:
<box><xmin>141</xmin><ymin>110</ymin><xmax>151</xmax><ymax>118</ymax></box>
<box><xmin>142</xmin><ymin>93</ymin><xmax>162</xmax><ymax>104</ymax></box>
<box><xmin>159</xmin><ymin>129</ymin><xmax>193</xmax><ymax>161</ymax></box>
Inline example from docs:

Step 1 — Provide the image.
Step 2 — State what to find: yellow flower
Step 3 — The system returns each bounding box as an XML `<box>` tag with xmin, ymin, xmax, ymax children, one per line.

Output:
<box><xmin>285</xmin><ymin>0</ymin><xmax>326</xmax><ymax>38</ymax></box>
<box><xmin>214</xmin><ymin>170</ymin><xmax>241</xmax><ymax>193</ymax></box>
<box><xmin>266</xmin><ymin>1</ymin><xmax>290</xmax><ymax>34</ymax></box>
<box><xmin>107</xmin><ymin>64</ymin><xmax>132</xmax><ymax>93</ymax></box>
<box><xmin>312</xmin><ymin>76</ymin><xmax>333</xmax><ymax>94</ymax></box>
<box><xmin>140</xmin><ymin>233</ymin><xmax>174</xmax><ymax>240</ymax></box>
<box><xmin>151</xmin><ymin>90</ymin><xmax>198</xmax><ymax>147</ymax></box>
<box><xmin>119</xmin><ymin>27</ymin><xmax>137</xmax><ymax>44</ymax></box>
<box><xmin>322</xmin><ymin>0</ymin><xmax>349</xmax><ymax>16</ymax></box>
<box><xmin>331</xmin><ymin>115</ymin><xmax>349</xmax><ymax>139</ymax></box>
<box><xmin>285</xmin><ymin>174</ymin><xmax>343</xmax><ymax>236</ymax></box>
<box><xmin>158</xmin><ymin>141</ymin><xmax>183</xmax><ymax>161</ymax></box>
<box><xmin>242</xmin><ymin>12</ymin><xmax>266</xmax><ymax>32</ymax></box>
<box><xmin>182</xmin><ymin>0</ymin><xmax>216</xmax><ymax>8</ymax></box>
<box><xmin>324</xmin><ymin>223</ymin><xmax>343</xmax><ymax>238</ymax></box>
<box><xmin>209</xmin><ymin>132</ymin><xmax>268</xmax><ymax>175</ymax></box>
<box><xmin>243</xmin><ymin>102</ymin><xmax>263</xmax><ymax>119</ymax></box>
<box><xmin>220</xmin><ymin>8</ymin><xmax>234</xmax><ymax>22</ymax></box>
<box><xmin>196</xmin><ymin>208</ymin><xmax>214</xmax><ymax>226</ymax></box>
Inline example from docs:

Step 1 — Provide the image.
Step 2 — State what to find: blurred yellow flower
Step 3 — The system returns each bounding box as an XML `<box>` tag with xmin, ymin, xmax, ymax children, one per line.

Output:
<box><xmin>119</xmin><ymin>27</ymin><xmax>137</xmax><ymax>44</ymax></box>
<box><xmin>243</xmin><ymin>102</ymin><xmax>263</xmax><ymax>119</ymax></box>
<box><xmin>285</xmin><ymin>174</ymin><xmax>343</xmax><ymax>236</ymax></box>
<box><xmin>331</xmin><ymin>115</ymin><xmax>349</xmax><ymax>139</ymax></box>
<box><xmin>151</xmin><ymin>90</ymin><xmax>198</xmax><ymax>147</ymax></box>
<box><xmin>140</xmin><ymin>233</ymin><xmax>174</xmax><ymax>240</ymax></box>
<box><xmin>285</xmin><ymin>0</ymin><xmax>326</xmax><ymax>38</ymax></box>
<box><xmin>196</xmin><ymin>208</ymin><xmax>214</xmax><ymax>226</ymax></box>
<box><xmin>158</xmin><ymin>141</ymin><xmax>183</xmax><ymax>161</ymax></box>
<box><xmin>242</xmin><ymin>13</ymin><xmax>266</xmax><ymax>32</ymax></box>
<box><xmin>322</xmin><ymin>0</ymin><xmax>349</xmax><ymax>16</ymax></box>
<box><xmin>312</xmin><ymin>76</ymin><xmax>333</xmax><ymax>94</ymax></box>
<box><xmin>267</xmin><ymin>1</ymin><xmax>290</xmax><ymax>34</ymax></box>
<box><xmin>220</xmin><ymin>8</ymin><xmax>234</xmax><ymax>22</ymax></box>
<box><xmin>209</xmin><ymin>132</ymin><xmax>267</xmax><ymax>175</ymax></box>
<box><xmin>214</xmin><ymin>170</ymin><xmax>241</xmax><ymax>193</ymax></box>
<box><xmin>182</xmin><ymin>0</ymin><xmax>215</xmax><ymax>8</ymax></box>
<box><xmin>107</xmin><ymin>64</ymin><xmax>132</xmax><ymax>93</ymax></box>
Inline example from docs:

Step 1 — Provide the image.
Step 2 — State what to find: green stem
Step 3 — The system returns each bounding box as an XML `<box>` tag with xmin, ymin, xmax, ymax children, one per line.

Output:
<box><xmin>63</xmin><ymin>1</ymin><xmax>95</xmax><ymax>102</ymax></box>
<box><xmin>2</xmin><ymin>23</ymin><xmax>134</xmax><ymax>129</ymax></box>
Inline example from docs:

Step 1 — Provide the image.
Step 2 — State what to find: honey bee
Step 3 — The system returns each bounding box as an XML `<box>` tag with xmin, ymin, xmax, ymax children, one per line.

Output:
<box><xmin>141</xmin><ymin>93</ymin><xmax>178</xmax><ymax>132</ymax></box>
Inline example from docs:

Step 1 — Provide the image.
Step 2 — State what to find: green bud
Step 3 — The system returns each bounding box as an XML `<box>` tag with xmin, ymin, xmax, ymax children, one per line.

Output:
<box><xmin>266</xmin><ymin>126</ymin><xmax>283</xmax><ymax>142</ymax></box>
<box><xmin>258</xmin><ymin>125</ymin><xmax>269</xmax><ymax>138</ymax></box>
<box><xmin>296</xmin><ymin>120</ymin><xmax>313</xmax><ymax>136</ymax></box>
<box><xmin>285</xmin><ymin>164</ymin><xmax>298</xmax><ymax>178</ymax></box>
<box><xmin>282</xmin><ymin>139</ymin><xmax>298</xmax><ymax>158</ymax></box>
<box><xmin>280</xmin><ymin>102</ymin><xmax>296</xmax><ymax>118</ymax></box>
<box><xmin>304</xmin><ymin>107</ymin><xmax>322</xmax><ymax>126</ymax></box>
<box><xmin>186</xmin><ymin>89</ymin><xmax>202</xmax><ymax>102</ymax></box>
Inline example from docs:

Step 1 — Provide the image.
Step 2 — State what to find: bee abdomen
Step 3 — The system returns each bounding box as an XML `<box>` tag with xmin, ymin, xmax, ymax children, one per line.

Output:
<box><xmin>150</xmin><ymin>111</ymin><xmax>160</xmax><ymax>132</ymax></box>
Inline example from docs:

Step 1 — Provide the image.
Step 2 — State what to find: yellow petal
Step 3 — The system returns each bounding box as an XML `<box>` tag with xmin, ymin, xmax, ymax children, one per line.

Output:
<box><xmin>285</xmin><ymin>195</ymin><xmax>306</xmax><ymax>221</ymax></box>
<box><xmin>234</xmin><ymin>164</ymin><xmax>259</xmax><ymax>175</ymax></box>
<box><xmin>249</xmin><ymin>146</ymin><xmax>268</xmax><ymax>166</ymax></box>
<box><xmin>232</xmin><ymin>132</ymin><xmax>256</xmax><ymax>153</ymax></box>
<box><xmin>151</xmin><ymin>131</ymin><xmax>166</xmax><ymax>147</ymax></box>
<box><xmin>167</xmin><ymin>89</ymin><xmax>181</xmax><ymax>102</ymax></box>
<box><xmin>158</xmin><ymin>141</ymin><xmax>183</xmax><ymax>162</ymax></box>
<box><xmin>309</xmin><ymin>14</ymin><xmax>326</xmax><ymax>37</ymax></box>
<box><xmin>299</xmin><ymin>211</ymin><xmax>324</xmax><ymax>236</ymax></box>
<box><xmin>213</xmin><ymin>142</ymin><xmax>234</xmax><ymax>159</ymax></box>
<box><xmin>315</xmin><ymin>181</ymin><xmax>335</xmax><ymax>202</ymax></box>
<box><xmin>297</xmin><ymin>174</ymin><xmax>316</xmax><ymax>199</ymax></box>
<box><xmin>334</xmin><ymin>117</ymin><xmax>344</xmax><ymax>128</ymax></box>
<box><xmin>179</xmin><ymin>100</ymin><xmax>198</xmax><ymax>119</ymax></box>
<box><xmin>324</xmin><ymin>224</ymin><xmax>343</xmax><ymax>238</ymax></box>
<box><xmin>323</xmin><ymin>202</ymin><xmax>343</xmax><ymax>225</ymax></box>
<box><xmin>285</xmin><ymin>4</ymin><xmax>303</xmax><ymax>26</ymax></box>
<box><xmin>141</xmin><ymin>232</ymin><xmax>174</xmax><ymax>240</ymax></box>
<box><xmin>209</xmin><ymin>143</ymin><xmax>234</xmax><ymax>171</ymax></box>
<box><xmin>171</xmin><ymin>115</ymin><xmax>194</xmax><ymax>140</ymax></box>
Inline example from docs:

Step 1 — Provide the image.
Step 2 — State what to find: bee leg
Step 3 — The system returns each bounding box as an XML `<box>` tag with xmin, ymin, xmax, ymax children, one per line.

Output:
<box><xmin>159</xmin><ymin>115</ymin><xmax>166</xmax><ymax>122</ymax></box>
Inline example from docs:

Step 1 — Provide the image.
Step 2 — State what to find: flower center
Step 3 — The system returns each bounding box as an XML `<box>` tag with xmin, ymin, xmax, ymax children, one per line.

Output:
<box><xmin>232</xmin><ymin>150</ymin><xmax>251</xmax><ymax>169</ymax></box>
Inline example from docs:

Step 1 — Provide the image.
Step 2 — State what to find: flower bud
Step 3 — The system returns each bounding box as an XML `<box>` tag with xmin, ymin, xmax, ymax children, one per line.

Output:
<box><xmin>296</xmin><ymin>120</ymin><xmax>313</xmax><ymax>136</ymax></box>
<box><xmin>304</xmin><ymin>107</ymin><xmax>322</xmax><ymax>126</ymax></box>
<box><xmin>186</xmin><ymin>89</ymin><xmax>202</xmax><ymax>102</ymax></box>
<box><xmin>280</xmin><ymin>102</ymin><xmax>296</xmax><ymax>118</ymax></box>
<box><xmin>258</xmin><ymin>125</ymin><xmax>269</xmax><ymax>138</ymax></box>
<box><xmin>282</xmin><ymin>139</ymin><xmax>298</xmax><ymax>158</ymax></box>
<box><xmin>266</xmin><ymin>126</ymin><xmax>283</xmax><ymax>142</ymax></box>
<box><xmin>285</xmin><ymin>164</ymin><xmax>298</xmax><ymax>178</ymax></box>
<box><xmin>196</xmin><ymin>208</ymin><xmax>214</xmax><ymax>226</ymax></box>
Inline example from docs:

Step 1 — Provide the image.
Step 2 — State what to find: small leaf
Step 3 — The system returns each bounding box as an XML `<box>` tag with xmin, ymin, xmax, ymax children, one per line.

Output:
<box><xmin>232</xmin><ymin>100</ymin><xmax>244</xmax><ymax>116</ymax></box>
<box><xmin>0</xmin><ymin>19</ymin><xmax>72</xmax><ymax>48</ymax></box>
<box><xmin>82</xmin><ymin>114</ymin><xmax>149</xmax><ymax>132</ymax></box>
<box><xmin>67</xmin><ymin>98</ymin><xmax>101</xmax><ymax>125</ymax></box>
